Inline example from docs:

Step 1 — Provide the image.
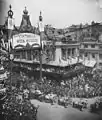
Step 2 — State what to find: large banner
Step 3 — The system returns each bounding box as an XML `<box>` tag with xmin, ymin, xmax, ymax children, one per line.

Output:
<box><xmin>8</xmin><ymin>17</ymin><xmax>14</xmax><ymax>30</ymax></box>
<box><xmin>38</xmin><ymin>21</ymin><xmax>44</xmax><ymax>32</ymax></box>
<box><xmin>12</xmin><ymin>33</ymin><xmax>40</xmax><ymax>49</ymax></box>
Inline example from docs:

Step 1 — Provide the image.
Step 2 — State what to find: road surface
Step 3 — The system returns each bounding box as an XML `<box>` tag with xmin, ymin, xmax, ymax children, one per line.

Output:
<box><xmin>31</xmin><ymin>99</ymin><xmax>102</xmax><ymax>120</ymax></box>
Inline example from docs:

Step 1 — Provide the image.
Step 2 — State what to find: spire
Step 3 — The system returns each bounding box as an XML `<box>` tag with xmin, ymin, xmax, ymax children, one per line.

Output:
<box><xmin>9</xmin><ymin>4</ymin><xmax>12</xmax><ymax>10</ymax></box>
<box><xmin>8</xmin><ymin>4</ymin><xmax>13</xmax><ymax>18</ymax></box>
<box><xmin>39</xmin><ymin>11</ymin><xmax>43</xmax><ymax>21</ymax></box>
<box><xmin>23</xmin><ymin>6</ymin><xmax>28</xmax><ymax>15</ymax></box>
<box><xmin>38</xmin><ymin>11</ymin><xmax>44</xmax><ymax>32</ymax></box>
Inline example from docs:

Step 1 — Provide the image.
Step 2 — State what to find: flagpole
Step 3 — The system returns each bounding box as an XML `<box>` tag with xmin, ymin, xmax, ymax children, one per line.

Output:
<box><xmin>40</xmin><ymin>32</ymin><xmax>42</xmax><ymax>82</ymax></box>
<box><xmin>7</xmin><ymin>5</ymin><xmax>14</xmax><ymax>92</ymax></box>
<box><xmin>39</xmin><ymin>11</ymin><xmax>44</xmax><ymax>82</ymax></box>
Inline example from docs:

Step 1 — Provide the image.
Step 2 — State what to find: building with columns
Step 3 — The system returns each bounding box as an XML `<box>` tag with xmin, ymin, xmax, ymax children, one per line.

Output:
<box><xmin>78</xmin><ymin>22</ymin><xmax>102</xmax><ymax>67</ymax></box>
<box><xmin>1</xmin><ymin>6</ymin><xmax>102</xmax><ymax>68</ymax></box>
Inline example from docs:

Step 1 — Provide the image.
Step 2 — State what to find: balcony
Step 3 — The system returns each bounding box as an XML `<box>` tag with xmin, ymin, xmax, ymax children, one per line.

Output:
<box><xmin>61</xmin><ymin>40</ymin><xmax>78</xmax><ymax>44</ymax></box>
<box><xmin>83</xmin><ymin>37</ymin><xmax>97</xmax><ymax>42</ymax></box>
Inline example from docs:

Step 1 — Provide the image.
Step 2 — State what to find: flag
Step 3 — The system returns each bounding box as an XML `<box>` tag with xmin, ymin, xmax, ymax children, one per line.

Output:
<box><xmin>8</xmin><ymin>38</ymin><xmax>13</xmax><ymax>51</ymax></box>
<box><xmin>0</xmin><ymin>30</ymin><xmax>5</xmax><ymax>48</ymax></box>
<box><xmin>1</xmin><ymin>38</ymin><xmax>5</xmax><ymax>48</ymax></box>
<box><xmin>38</xmin><ymin>21</ymin><xmax>44</xmax><ymax>32</ymax></box>
<box><xmin>8</xmin><ymin>17</ymin><xmax>14</xmax><ymax>30</ymax></box>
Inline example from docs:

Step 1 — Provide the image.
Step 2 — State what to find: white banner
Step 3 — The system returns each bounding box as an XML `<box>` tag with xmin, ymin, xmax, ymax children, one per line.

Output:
<box><xmin>8</xmin><ymin>17</ymin><xmax>14</xmax><ymax>30</ymax></box>
<box><xmin>38</xmin><ymin>21</ymin><xmax>44</xmax><ymax>32</ymax></box>
<box><xmin>12</xmin><ymin>33</ymin><xmax>40</xmax><ymax>49</ymax></box>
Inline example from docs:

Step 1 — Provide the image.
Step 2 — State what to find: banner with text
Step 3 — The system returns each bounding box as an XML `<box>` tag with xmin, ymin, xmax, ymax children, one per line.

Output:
<box><xmin>12</xmin><ymin>33</ymin><xmax>40</xmax><ymax>49</ymax></box>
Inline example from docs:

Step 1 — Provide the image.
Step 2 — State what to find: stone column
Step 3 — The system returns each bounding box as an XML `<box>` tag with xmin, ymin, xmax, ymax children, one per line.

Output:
<box><xmin>75</xmin><ymin>48</ymin><xmax>78</xmax><ymax>57</ymax></box>
<box><xmin>20</xmin><ymin>51</ymin><xmax>22</xmax><ymax>60</ymax></box>
<box><xmin>88</xmin><ymin>53</ymin><xmax>90</xmax><ymax>60</ymax></box>
<box><xmin>53</xmin><ymin>48</ymin><xmax>55</xmax><ymax>61</ymax></box>
<box><xmin>73</xmin><ymin>48</ymin><xmax>75</xmax><ymax>57</ymax></box>
<box><xmin>55</xmin><ymin>47</ymin><xmax>61</xmax><ymax>62</ymax></box>
<box><xmin>31</xmin><ymin>50</ymin><xmax>33</xmax><ymax>61</ymax></box>
<box><xmin>25</xmin><ymin>51</ymin><xmax>28</xmax><ymax>60</ymax></box>
<box><xmin>96</xmin><ymin>53</ymin><xmax>99</xmax><ymax>67</ymax></box>
<box><xmin>70</xmin><ymin>48</ymin><xmax>72</xmax><ymax>57</ymax></box>
<box><xmin>66</xmin><ymin>49</ymin><xmax>67</xmax><ymax>60</ymax></box>
<box><xmin>67</xmin><ymin>48</ymin><xmax>70</xmax><ymax>58</ymax></box>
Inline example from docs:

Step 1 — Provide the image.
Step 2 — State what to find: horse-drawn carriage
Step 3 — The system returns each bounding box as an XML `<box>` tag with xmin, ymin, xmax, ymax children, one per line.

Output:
<box><xmin>90</xmin><ymin>97</ymin><xmax>102</xmax><ymax>113</ymax></box>
<box><xmin>44</xmin><ymin>93</ymin><xmax>57</xmax><ymax>104</ymax></box>
<box><xmin>72</xmin><ymin>99</ymin><xmax>88</xmax><ymax>111</ymax></box>
<box><xmin>58</xmin><ymin>97</ymin><xmax>72</xmax><ymax>108</ymax></box>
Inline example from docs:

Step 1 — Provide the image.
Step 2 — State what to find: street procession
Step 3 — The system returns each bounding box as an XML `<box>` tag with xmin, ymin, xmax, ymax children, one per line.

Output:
<box><xmin>0</xmin><ymin>0</ymin><xmax>102</xmax><ymax>120</ymax></box>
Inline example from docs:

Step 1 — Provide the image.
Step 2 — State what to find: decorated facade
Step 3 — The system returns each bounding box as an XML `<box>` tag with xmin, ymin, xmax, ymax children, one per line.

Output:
<box><xmin>1</xmin><ymin>6</ymin><xmax>102</xmax><ymax>68</ymax></box>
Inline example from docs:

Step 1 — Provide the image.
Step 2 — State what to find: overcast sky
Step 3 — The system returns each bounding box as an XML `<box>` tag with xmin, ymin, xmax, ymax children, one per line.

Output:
<box><xmin>1</xmin><ymin>0</ymin><xmax>102</xmax><ymax>28</ymax></box>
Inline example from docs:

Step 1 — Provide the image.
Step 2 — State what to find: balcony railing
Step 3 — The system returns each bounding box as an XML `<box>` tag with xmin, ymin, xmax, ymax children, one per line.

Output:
<box><xmin>83</xmin><ymin>37</ymin><xmax>97</xmax><ymax>41</ymax></box>
<box><xmin>61</xmin><ymin>40</ymin><xmax>78</xmax><ymax>44</ymax></box>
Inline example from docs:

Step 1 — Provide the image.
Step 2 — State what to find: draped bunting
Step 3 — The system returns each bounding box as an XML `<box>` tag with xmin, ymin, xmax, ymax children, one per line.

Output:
<box><xmin>12</xmin><ymin>63</ymin><xmax>85</xmax><ymax>81</ymax></box>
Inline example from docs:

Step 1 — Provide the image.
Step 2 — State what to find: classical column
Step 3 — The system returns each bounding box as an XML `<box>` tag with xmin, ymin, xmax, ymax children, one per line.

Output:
<box><xmin>96</xmin><ymin>53</ymin><xmax>99</xmax><ymax>67</ymax></box>
<box><xmin>70</xmin><ymin>48</ymin><xmax>72</xmax><ymax>57</ymax></box>
<box><xmin>53</xmin><ymin>48</ymin><xmax>55</xmax><ymax>61</ymax></box>
<box><xmin>67</xmin><ymin>48</ymin><xmax>70</xmax><ymax>58</ymax></box>
<box><xmin>55</xmin><ymin>47</ymin><xmax>61</xmax><ymax>62</ymax></box>
<box><xmin>31</xmin><ymin>50</ymin><xmax>33</xmax><ymax>61</ymax></box>
<box><xmin>66</xmin><ymin>49</ymin><xmax>67</xmax><ymax>60</ymax></box>
<box><xmin>20</xmin><ymin>51</ymin><xmax>22</xmax><ymax>60</ymax></box>
<box><xmin>75</xmin><ymin>48</ymin><xmax>77</xmax><ymax>57</ymax></box>
<box><xmin>25</xmin><ymin>51</ymin><xmax>28</xmax><ymax>60</ymax></box>
<box><xmin>73</xmin><ymin>48</ymin><xmax>75</xmax><ymax>57</ymax></box>
<box><xmin>88</xmin><ymin>53</ymin><xmax>90</xmax><ymax>60</ymax></box>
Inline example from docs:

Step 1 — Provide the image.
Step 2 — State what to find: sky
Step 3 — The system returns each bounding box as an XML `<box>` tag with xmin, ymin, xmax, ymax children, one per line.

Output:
<box><xmin>1</xmin><ymin>0</ymin><xmax>102</xmax><ymax>28</ymax></box>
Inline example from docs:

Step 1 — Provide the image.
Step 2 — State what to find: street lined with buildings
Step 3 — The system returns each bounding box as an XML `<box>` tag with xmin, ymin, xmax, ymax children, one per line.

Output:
<box><xmin>0</xmin><ymin>4</ymin><xmax>102</xmax><ymax>120</ymax></box>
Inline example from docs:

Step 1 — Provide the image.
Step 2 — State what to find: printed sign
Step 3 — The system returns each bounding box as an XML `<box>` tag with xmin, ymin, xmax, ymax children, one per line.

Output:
<box><xmin>12</xmin><ymin>33</ymin><xmax>40</xmax><ymax>49</ymax></box>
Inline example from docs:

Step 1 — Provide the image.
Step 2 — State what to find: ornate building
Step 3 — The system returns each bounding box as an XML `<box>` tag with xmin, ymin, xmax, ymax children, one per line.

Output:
<box><xmin>1</xmin><ymin>7</ymin><xmax>102</xmax><ymax>68</ymax></box>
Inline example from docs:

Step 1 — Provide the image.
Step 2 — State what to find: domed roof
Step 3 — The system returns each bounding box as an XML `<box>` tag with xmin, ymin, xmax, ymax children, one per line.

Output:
<box><xmin>23</xmin><ymin>7</ymin><xmax>28</xmax><ymax>15</ymax></box>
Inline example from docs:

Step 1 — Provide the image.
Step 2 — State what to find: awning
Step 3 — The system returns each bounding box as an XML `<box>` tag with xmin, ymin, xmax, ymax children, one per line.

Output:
<box><xmin>48</xmin><ymin>57</ymin><xmax>81</xmax><ymax>67</ymax></box>
<box><xmin>82</xmin><ymin>60</ymin><xmax>96</xmax><ymax>67</ymax></box>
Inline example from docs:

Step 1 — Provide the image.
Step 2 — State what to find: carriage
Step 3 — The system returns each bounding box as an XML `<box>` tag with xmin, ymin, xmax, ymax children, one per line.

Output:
<box><xmin>72</xmin><ymin>99</ymin><xmax>88</xmax><ymax>111</ymax></box>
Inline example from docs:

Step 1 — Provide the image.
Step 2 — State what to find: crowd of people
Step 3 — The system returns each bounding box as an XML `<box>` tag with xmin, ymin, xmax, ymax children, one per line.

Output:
<box><xmin>26</xmin><ymin>67</ymin><xmax>102</xmax><ymax>99</ymax></box>
<box><xmin>1</xmin><ymin>63</ymin><xmax>102</xmax><ymax>120</ymax></box>
<box><xmin>5</xmin><ymin>63</ymin><xmax>102</xmax><ymax>101</ymax></box>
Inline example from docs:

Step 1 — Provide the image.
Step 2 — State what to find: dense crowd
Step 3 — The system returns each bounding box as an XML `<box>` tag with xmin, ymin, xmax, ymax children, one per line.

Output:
<box><xmin>1</xmin><ymin>64</ymin><xmax>102</xmax><ymax>120</ymax></box>
<box><xmin>27</xmin><ymin>68</ymin><xmax>102</xmax><ymax>99</ymax></box>
<box><xmin>5</xmin><ymin>65</ymin><xmax>102</xmax><ymax>101</ymax></box>
<box><xmin>0</xmin><ymin>86</ymin><xmax>39</xmax><ymax>120</ymax></box>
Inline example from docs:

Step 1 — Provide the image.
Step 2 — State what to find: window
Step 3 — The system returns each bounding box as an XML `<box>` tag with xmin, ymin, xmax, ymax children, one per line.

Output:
<box><xmin>27</xmin><ymin>51</ymin><xmax>31</xmax><ymax>60</ymax></box>
<box><xmin>68</xmin><ymin>49</ymin><xmax>70</xmax><ymax>56</ymax></box>
<box><xmin>85</xmin><ymin>53</ymin><xmax>88</xmax><ymax>57</ymax></box>
<box><xmin>22</xmin><ymin>51</ymin><xmax>26</xmax><ymax>59</ymax></box>
<box><xmin>84</xmin><ymin>44</ymin><xmax>88</xmax><ymax>48</ymax></box>
<box><xmin>92</xmin><ymin>53</ymin><xmax>95</xmax><ymax>58</ymax></box>
<box><xmin>99</xmin><ymin>54</ymin><xmax>102</xmax><ymax>60</ymax></box>
<box><xmin>72</xmin><ymin>48</ymin><xmax>75</xmax><ymax>56</ymax></box>
<box><xmin>62</xmin><ymin>48</ymin><xmax>66</xmax><ymax>59</ymax></box>
<box><xmin>99</xmin><ymin>45</ymin><xmax>102</xmax><ymax>49</ymax></box>
<box><xmin>91</xmin><ymin>44</ymin><xmax>95</xmax><ymax>48</ymax></box>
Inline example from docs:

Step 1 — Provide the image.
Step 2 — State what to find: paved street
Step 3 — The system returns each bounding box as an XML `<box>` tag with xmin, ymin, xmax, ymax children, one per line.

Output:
<box><xmin>31</xmin><ymin>99</ymin><xmax>102</xmax><ymax>120</ymax></box>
